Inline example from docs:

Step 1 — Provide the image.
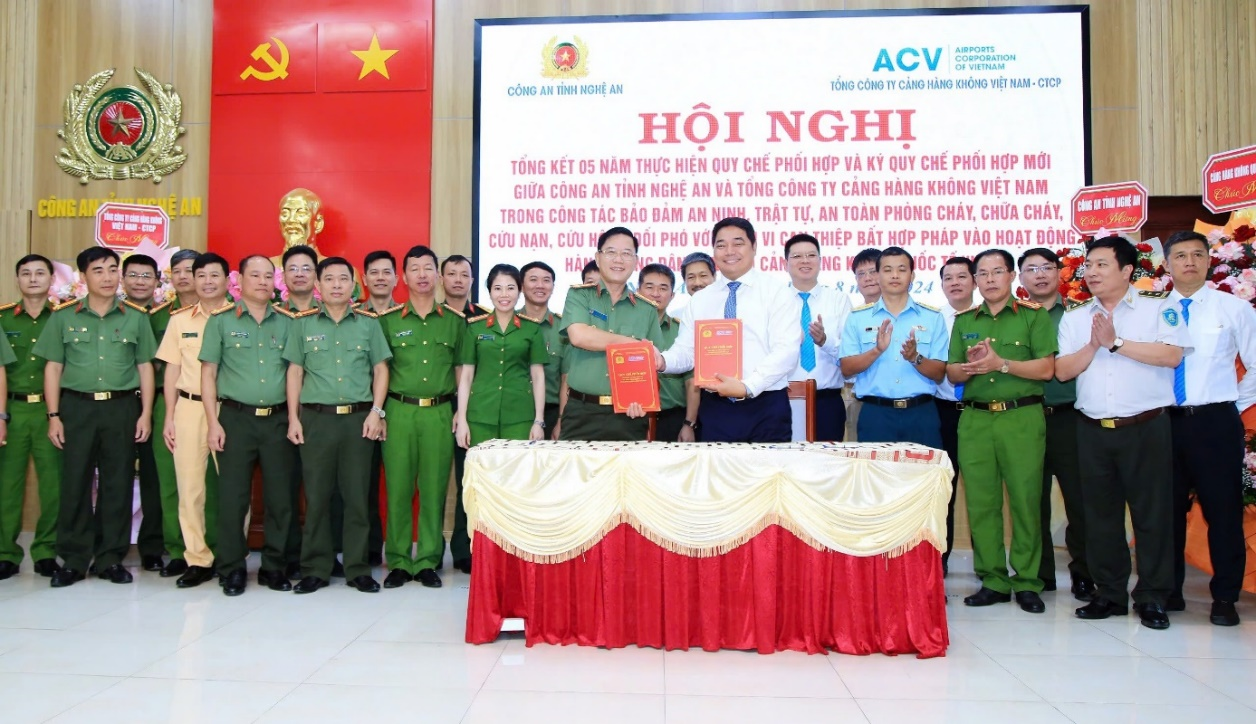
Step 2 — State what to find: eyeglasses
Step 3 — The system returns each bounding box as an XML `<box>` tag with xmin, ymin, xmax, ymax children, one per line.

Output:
<box><xmin>975</xmin><ymin>269</ymin><xmax>1010</xmax><ymax>280</ymax></box>
<box><xmin>124</xmin><ymin>272</ymin><xmax>154</xmax><ymax>280</ymax></box>
<box><xmin>1022</xmin><ymin>264</ymin><xmax>1058</xmax><ymax>275</ymax></box>
<box><xmin>600</xmin><ymin>250</ymin><xmax>636</xmax><ymax>261</ymax></box>
<box><xmin>285</xmin><ymin>265</ymin><xmax>314</xmax><ymax>274</ymax></box>
<box><xmin>788</xmin><ymin>253</ymin><xmax>819</xmax><ymax>262</ymax></box>
<box><xmin>854</xmin><ymin>270</ymin><xmax>877</xmax><ymax>279</ymax></box>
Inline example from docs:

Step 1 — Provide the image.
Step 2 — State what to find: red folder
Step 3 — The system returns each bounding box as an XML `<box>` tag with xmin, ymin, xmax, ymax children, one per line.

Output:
<box><xmin>694</xmin><ymin>319</ymin><xmax>742</xmax><ymax>386</ymax></box>
<box><xmin>606</xmin><ymin>342</ymin><xmax>661</xmax><ymax>413</ymax></box>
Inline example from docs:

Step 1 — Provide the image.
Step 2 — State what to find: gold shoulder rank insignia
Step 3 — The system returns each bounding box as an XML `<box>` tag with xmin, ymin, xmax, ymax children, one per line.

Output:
<box><xmin>443</xmin><ymin>303</ymin><xmax>466</xmax><ymax>319</ymax></box>
<box><xmin>1065</xmin><ymin>298</ymin><xmax>1094</xmax><ymax>311</ymax></box>
<box><xmin>851</xmin><ymin>302</ymin><xmax>875</xmax><ymax>312</ymax></box>
<box><xmin>916</xmin><ymin>301</ymin><xmax>940</xmax><ymax>312</ymax></box>
<box><xmin>569</xmin><ymin>282</ymin><xmax>596</xmax><ymax>290</ymax></box>
<box><xmin>211</xmin><ymin>304</ymin><xmax>236</xmax><ymax>316</ymax></box>
<box><xmin>467</xmin><ymin>313</ymin><xmax>491</xmax><ymax>324</ymax></box>
<box><xmin>0</xmin><ymin>302</ymin><xmax>17</xmax><ymax>313</ymax></box>
<box><xmin>517</xmin><ymin>313</ymin><xmax>540</xmax><ymax>324</ymax></box>
<box><xmin>294</xmin><ymin>308</ymin><xmax>319</xmax><ymax>318</ymax></box>
<box><xmin>474</xmin><ymin>303</ymin><xmax>493</xmax><ymax>314</ymax></box>
<box><xmin>1138</xmin><ymin>290</ymin><xmax>1170</xmax><ymax>299</ymax></box>
<box><xmin>352</xmin><ymin>307</ymin><xmax>378</xmax><ymax>318</ymax></box>
<box><xmin>53</xmin><ymin>298</ymin><xmax>80</xmax><ymax>311</ymax></box>
<box><xmin>122</xmin><ymin>299</ymin><xmax>147</xmax><ymax>313</ymax></box>
<box><xmin>379</xmin><ymin>303</ymin><xmax>405</xmax><ymax>316</ymax></box>
<box><xmin>634</xmin><ymin>293</ymin><xmax>659</xmax><ymax>308</ymax></box>
<box><xmin>1015</xmin><ymin>299</ymin><xmax>1043</xmax><ymax>310</ymax></box>
<box><xmin>553</xmin><ymin>311</ymin><xmax>562</xmax><ymax>318</ymax></box>
<box><xmin>169</xmin><ymin>304</ymin><xmax>194</xmax><ymax>316</ymax></box>
<box><xmin>148</xmin><ymin>300</ymin><xmax>172</xmax><ymax>315</ymax></box>
<box><xmin>272</xmin><ymin>304</ymin><xmax>297</xmax><ymax>318</ymax></box>
<box><xmin>957</xmin><ymin>304</ymin><xmax>982</xmax><ymax>315</ymax></box>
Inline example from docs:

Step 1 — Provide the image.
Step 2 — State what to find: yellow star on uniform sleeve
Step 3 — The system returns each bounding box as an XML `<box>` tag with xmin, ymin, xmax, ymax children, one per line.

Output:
<box><xmin>351</xmin><ymin>33</ymin><xmax>399</xmax><ymax>80</ymax></box>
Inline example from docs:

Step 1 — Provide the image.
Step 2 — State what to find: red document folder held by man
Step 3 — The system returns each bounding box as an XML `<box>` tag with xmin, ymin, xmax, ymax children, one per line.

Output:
<box><xmin>606</xmin><ymin>342</ymin><xmax>661</xmax><ymax>413</ymax></box>
<box><xmin>694</xmin><ymin>319</ymin><xmax>742</xmax><ymax>386</ymax></box>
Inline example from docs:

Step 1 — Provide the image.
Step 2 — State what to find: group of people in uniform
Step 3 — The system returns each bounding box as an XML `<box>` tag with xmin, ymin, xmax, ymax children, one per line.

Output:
<box><xmin>0</xmin><ymin>218</ymin><xmax>1249</xmax><ymax>631</ymax></box>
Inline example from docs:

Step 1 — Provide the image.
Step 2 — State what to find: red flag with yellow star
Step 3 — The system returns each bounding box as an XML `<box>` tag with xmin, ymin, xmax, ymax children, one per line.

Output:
<box><xmin>318</xmin><ymin>21</ymin><xmax>428</xmax><ymax>93</ymax></box>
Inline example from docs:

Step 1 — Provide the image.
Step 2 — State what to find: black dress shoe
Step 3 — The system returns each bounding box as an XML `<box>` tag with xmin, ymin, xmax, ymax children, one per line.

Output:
<box><xmin>141</xmin><ymin>555</ymin><xmax>165</xmax><ymax>572</ymax></box>
<box><xmin>1075</xmin><ymin>598</ymin><xmax>1128</xmax><ymax>619</ymax></box>
<box><xmin>1134</xmin><ymin>602</ymin><xmax>1170</xmax><ymax>630</ymax></box>
<box><xmin>98</xmin><ymin>563</ymin><xmax>133</xmax><ymax>584</ymax></box>
<box><xmin>1165</xmin><ymin>592</ymin><xmax>1186</xmax><ymax>612</ymax></box>
<box><xmin>330</xmin><ymin>559</ymin><xmax>345</xmax><ymax>578</ymax></box>
<box><xmin>1071</xmin><ymin>578</ymin><xmax>1097</xmax><ymax>602</ymax></box>
<box><xmin>50</xmin><ymin>567</ymin><xmax>86</xmax><ymax>588</ymax></box>
<box><xmin>293</xmin><ymin>576</ymin><xmax>328</xmax><ymax>594</ymax></box>
<box><xmin>257</xmin><ymin>568</ymin><xmax>293</xmax><ymax>592</ymax></box>
<box><xmin>1016</xmin><ymin>591</ymin><xmax>1046</xmax><ymax>613</ymax></box>
<box><xmin>161</xmin><ymin>559</ymin><xmax>188</xmax><ymax>577</ymax></box>
<box><xmin>1040</xmin><ymin>578</ymin><xmax>1057</xmax><ymax>592</ymax></box>
<box><xmin>0</xmin><ymin>560</ymin><xmax>18</xmax><ymax>580</ymax></box>
<box><xmin>368</xmin><ymin>552</ymin><xmax>384</xmax><ymax>567</ymax></box>
<box><xmin>1211</xmin><ymin>600</ymin><xmax>1240</xmax><ymax>627</ymax></box>
<box><xmin>415</xmin><ymin>568</ymin><xmax>442</xmax><ymax>588</ymax></box>
<box><xmin>33</xmin><ymin>558</ymin><xmax>61</xmax><ymax>577</ymax></box>
<box><xmin>222</xmin><ymin>569</ymin><xmax>247</xmax><ymax>597</ymax></box>
<box><xmin>284</xmin><ymin>561</ymin><xmax>302</xmax><ymax>580</ymax></box>
<box><xmin>348</xmin><ymin>575</ymin><xmax>380</xmax><ymax>593</ymax></box>
<box><xmin>177</xmin><ymin>565</ymin><xmax>215</xmax><ymax>588</ymax></box>
<box><xmin>963</xmin><ymin>587</ymin><xmax>1011</xmax><ymax>607</ymax></box>
<box><xmin>383</xmin><ymin>569</ymin><xmax>412</xmax><ymax>588</ymax></box>
<box><xmin>454</xmin><ymin>558</ymin><xmax>472</xmax><ymax>575</ymax></box>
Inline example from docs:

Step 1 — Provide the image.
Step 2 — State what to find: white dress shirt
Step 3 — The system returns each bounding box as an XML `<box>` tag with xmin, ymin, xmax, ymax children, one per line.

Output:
<box><xmin>934</xmin><ymin>300</ymin><xmax>973</xmax><ymax>402</ymax></box>
<box><xmin>787</xmin><ymin>282</ymin><xmax>852</xmax><ymax>390</ymax></box>
<box><xmin>663</xmin><ymin>267</ymin><xmax>802</xmax><ymax>397</ymax></box>
<box><xmin>1168</xmin><ymin>285</ymin><xmax>1256</xmax><ymax>409</ymax></box>
<box><xmin>1058</xmin><ymin>287</ymin><xmax>1193</xmax><ymax>419</ymax></box>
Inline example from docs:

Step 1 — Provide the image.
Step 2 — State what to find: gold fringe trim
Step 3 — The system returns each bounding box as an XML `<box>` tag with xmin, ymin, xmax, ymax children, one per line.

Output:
<box><xmin>474</xmin><ymin>514</ymin><xmax>943</xmax><ymax>565</ymax></box>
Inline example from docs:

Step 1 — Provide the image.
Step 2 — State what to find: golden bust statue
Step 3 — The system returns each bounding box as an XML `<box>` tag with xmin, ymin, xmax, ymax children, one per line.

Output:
<box><xmin>279</xmin><ymin>187</ymin><xmax>325</xmax><ymax>251</ymax></box>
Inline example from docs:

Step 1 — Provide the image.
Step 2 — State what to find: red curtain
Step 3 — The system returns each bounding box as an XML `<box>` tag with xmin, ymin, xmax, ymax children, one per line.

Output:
<box><xmin>466</xmin><ymin>524</ymin><xmax>949</xmax><ymax>658</ymax></box>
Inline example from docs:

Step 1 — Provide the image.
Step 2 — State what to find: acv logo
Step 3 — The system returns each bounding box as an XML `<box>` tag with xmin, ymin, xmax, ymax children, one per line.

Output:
<box><xmin>873</xmin><ymin>47</ymin><xmax>943</xmax><ymax>72</ymax></box>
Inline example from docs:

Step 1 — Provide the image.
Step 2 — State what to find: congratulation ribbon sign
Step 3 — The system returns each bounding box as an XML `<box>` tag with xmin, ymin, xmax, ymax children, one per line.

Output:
<box><xmin>95</xmin><ymin>201</ymin><xmax>169</xmax><ymax>252</ymax></box>
<box><xmin>1070</xmin><ymin>181</ymin><xmax>1148</xmax><ymax>236</ymax></box>
<box><xmin>1202</xmin><ymin>145</ymin><xmax>1256</xmax><ymax>214</ymax></box>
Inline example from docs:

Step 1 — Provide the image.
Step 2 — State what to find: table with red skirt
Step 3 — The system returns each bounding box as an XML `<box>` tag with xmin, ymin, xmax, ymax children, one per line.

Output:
<box><xmin>463</xmin><ymin>440</ymin><xmax>953</xmax><ymax>658</ymax></box>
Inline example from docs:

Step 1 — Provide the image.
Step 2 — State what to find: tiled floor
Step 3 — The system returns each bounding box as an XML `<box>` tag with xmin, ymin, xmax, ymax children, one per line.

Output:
<box><xmin>1</xmin><ymin>546</ymin><xmax>1254</xmax><ymax>723</ymax></box>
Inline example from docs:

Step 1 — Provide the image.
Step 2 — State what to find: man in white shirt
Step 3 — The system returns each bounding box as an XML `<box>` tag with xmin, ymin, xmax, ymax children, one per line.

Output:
<box><xmin>935</xmin><ymin>256</ymin><xmax>974</xmax><ymax>574</ymax></box>
<box><xmin>657</xmin><ymin>217</ymin><xmax>802</xmax><ymax>442</ymax></box>
<box><xmin>1056</xmin><ymin>236</ymin><xmax>1191</xmax><ymax>631</ymax></box>
<box><xmin>1163</xmin><ymin>230</ymin><xmax>1256</xmax><ymax>626</ymax></box>
<box><xmin>785</xmin><ymin>234</ymin><xmax>852</xmax><ymax>441</ymax></box>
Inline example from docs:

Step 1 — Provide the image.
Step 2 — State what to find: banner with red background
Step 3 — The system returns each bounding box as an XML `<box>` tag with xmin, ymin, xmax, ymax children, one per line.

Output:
<box><xmin>209</xmin><ymin>0</ymin><xmax>433</xmax><ymax>289</ymax></box>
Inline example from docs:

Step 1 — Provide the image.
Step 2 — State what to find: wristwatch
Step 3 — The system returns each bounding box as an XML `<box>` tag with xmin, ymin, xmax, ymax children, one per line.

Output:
<box><xmin>1109</xmin><ymin>337</ymin><xmax>1124</xmax><ymax>354</ymax></box>
<box><xmin>683</xmin><ymin>419</ymin><xmax>698</xmax><ymax>430</ymax></box>
<box><xmin>534</xmin><ymin>419</ymin><xmax>545</xmax><ymax>428</ymax></box>
<box><xmin>912</xmin><ymin>353</ymin><xmax>925</xmax><ymax>366</ymax></box>
<box><xmin>0</xmin><ymin>412</ymin><xmax>9</xmax><ymax>422</ymax></box>
<box><xmin>999</xmin><ymin>361</ymin><xmax>1010</xmax><ymax>374</ymax></box>
<box><xmin>46</xmin><ymin>412</ymin><xmax>60</xmax><ymax>419</ymax></box>
<box><xmin>371</xmin><ymin>406</ymin><xmax>386</xmax><ymax>419</ymax></box>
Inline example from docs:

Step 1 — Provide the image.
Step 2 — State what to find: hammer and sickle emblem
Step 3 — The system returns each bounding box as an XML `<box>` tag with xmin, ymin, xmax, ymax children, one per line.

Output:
<box><xmin>239</xmin><ymin>37</ymin><xmax>290</xmax><ymax>82</ymax></box>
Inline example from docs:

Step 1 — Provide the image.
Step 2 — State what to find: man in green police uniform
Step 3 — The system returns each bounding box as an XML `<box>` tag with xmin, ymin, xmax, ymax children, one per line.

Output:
<box><xmin>202</xmin><ymin>255</ymin><xmax>301</xmax><ymax>596</ymax></box>
<box><xmin>378</xmin><ymin>246</ymin><xmax>464</xmax><ymax>588</ymax></box>
<box><xmin>948</xmin><ymin>249</ymin><xmax>1057</xmax><ymax>614</ymax></box>
<box><xmin>0</xmin><ymin>322</ymin><xmax>17</xmax><ymax>578</ymax></box>
<box><xmin>36</xmin><ymin>247</ymin><xmax>157</xmax><ymax>587</ymax></box>
<box><xmin>0</xmin><ymin>255</ymin><xmax>62</xmax><ymax>579</ymax></box>
<box><xmin>560</xmin><ymin>227</ymin><xmax>665</xmax><ymax>441</ymax></box>
<box><xmin>278</xmin><ymin>244</ymin><xmax>320</xmax><ymax>577</ymax></box>
<box><xmin>520</xmin><ymin>261</ymin><xmax>566</xmax><ymax>435</ymax></box>
<box><xmin>285</xmin><ymin>257</ymin><xmax>391</xmax><ymax>594</ymax></box>
<box><xmin>442</xmin><ymin>254</ymin><xmax>486</xmax><ymax>575</ymax></box>
<box><xmin>637</xmin><ymin>263</ymin><xmax>688</xmax><ymax>441</ymax></box>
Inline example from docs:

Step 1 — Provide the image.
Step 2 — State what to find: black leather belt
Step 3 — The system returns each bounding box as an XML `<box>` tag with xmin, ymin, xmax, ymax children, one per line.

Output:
<box><xmin>219</xmin><ymin>398</ymin><xmax>282</xmax><ymax>417</ymax></box>
<box><xmin>387</xmin><ymin>391</ymin><xmax>454</xmax><ymax>407</ymax></box>
<box><xmin>178</xmin><ymin>390</ymin><xmax>203</xmax><ymax>402</ymax></box>
<box><xmin>568</xmin><ymin>389</ymin><xmax>613</xmax><ymax>406</ymax></box>
<box><xmin>8</xmin><ymin>392</ymin><xmax>43</xmax><ymax>403</ymax></box>
<box><xmin>63</xmin><ymin>388</ymin><xmax>137</xmax><ymax>401</ymax></box>
<box><xmin>301</xmin><ymin>402</ymin><xmax>372</xmax><ymax>415</ymax></box>
<box><xmin>860</xmin><ymin>394</ymin><xmax>932</xmax><ymax>409</ymax></box>
<box><xmin>964</xmin><ymin>395</ymin><xmax>1043</xmax><ymax>413</ymax></box>
<box><xmin>1167</xmin><ymin>402</ymin><xmax>1234</xmax><ymax>417</ymax></box>
<box><xmin>1079</xmin><ymin>408</ymin><xmax>1164</xmax><ymax>429</ymax></box>
<box><xmin>1043</xmin><ymin>402</ymin><xmax>1074</xmax><ymax>415</ymax></box>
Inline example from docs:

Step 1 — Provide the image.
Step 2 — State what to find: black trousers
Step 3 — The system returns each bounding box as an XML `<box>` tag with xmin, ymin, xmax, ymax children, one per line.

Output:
<box><xmin>814</xmin><ymin>387</ymin><xmax>847</xmax><ymax>442</ymax></box>
<box><xmin>1171</xmin><ymin>403</ymin><xmax>1246</xmax><ymax>602</ymax></box>
<box><xmin>655</xmin><ymin>406</ymin><xmax>686</xmax><ymax>443</ymax></box>
<box><xmin>698</xmin><ymin>389</ymin><xmax>791</xmax><ymax>443</ymax></box>
<box><xmin>1078</xmin><ymin>412</ymin><xmax>1173</xmax><ymax>607</ymax></box>
<box><xmin>330</xmin><ymin>441</ymin><xmax>383</xmax><ymax>564</ymax></box>
<box><xmin>58</xmin><ymin>394</ymin><xmax>139</xmax><ymax>571</ymax></box>
<box><xmin>1040</xmin><ymin>405</ymin><xmax>1089</xmax><ymax>583</ymax></box>
<box><xmin>934</xmin><ymin>397</ymin><xmax>962</xmax><ymax>565</ymax></box>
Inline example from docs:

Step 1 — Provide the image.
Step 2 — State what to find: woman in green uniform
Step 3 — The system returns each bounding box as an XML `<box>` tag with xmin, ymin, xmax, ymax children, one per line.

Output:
<box><xmin>455</xmin><ymin>264</ymin><xmax>547</xmax><ymax>447</ymax></box>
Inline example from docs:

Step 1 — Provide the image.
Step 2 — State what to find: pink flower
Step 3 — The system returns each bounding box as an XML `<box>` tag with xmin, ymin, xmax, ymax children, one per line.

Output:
<box><xmin>1207</xmin><ymin>229</ymin><xmax>1228</xmax><ymax>244</ymax></box>
<box><xmin>1245</xmin><ymin>451</ymin><xmax>1256</xmax><ymax>472</ymax></box>
<box><xmin>1215</xmin><ymin>263</ymin><xmax>1232</xmax><ymax>274</ymax></box>
<box><xmin>1235</xmin><ymin>282</ymin><xmax>1256</xmax><ymax>301</ymax></box>
<box><xmin>1215</xmin><ymin>241</ymin><xmax>1247</xmax><ymax>262</ymax></box>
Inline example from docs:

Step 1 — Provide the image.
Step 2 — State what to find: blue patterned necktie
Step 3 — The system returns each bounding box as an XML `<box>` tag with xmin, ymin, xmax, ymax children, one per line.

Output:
<box><xmin>799</xmin><ymin>292</ymin><xmax>815</xmax><ymax>372</ymax></box>
<box><xmin>724</xmin><ymin>281</ymin><xmax>741</xmax><ymax>319</ymax></box>
<box><xmin>1172</xmin><ymin>298</ymin><xmax>1192</xmax><ymax>405</ymax></box>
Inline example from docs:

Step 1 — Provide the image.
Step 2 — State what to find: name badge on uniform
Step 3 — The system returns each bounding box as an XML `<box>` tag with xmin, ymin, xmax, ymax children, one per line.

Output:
<box><xmin>477</xmin><ymin>334</ymin><xmax>494</xmax><ymax>341</ymax></box>
<box><xmin>306</xmin><ymin>334</ymin><xmax>326</xmax><ymax>342</ymax></box>
<box><xmin>4</xmin><ymin>331</ymin><xmax>18</xmax><ymax>337</ymax></box>
<box><xmin>590</xmin><ymin>309</ymin><xmax>608</xmax><ymax>321</ymax></box>
<box><xmin>914</xmin><ymin>325</ymin><xmax>927</xmax><ymax>333</ymax></box>
<box><xmin>962</xmin><ymin>332</ymin><xmax>979</xmax><ymax>340</ymax></box>
<box><xmin>229</xmin><ymin>331</ymin><xmax>249</xmax><ymax>339</ymax></box>
<box><xmin>394</xmin><ymin>330</ymin><xmax>413</xmax><ymax>338</ymax></box>
<box><xmin>181</xmin><ymin>332</ymin><xmax>198</xmax><ymax>338</ymax></box>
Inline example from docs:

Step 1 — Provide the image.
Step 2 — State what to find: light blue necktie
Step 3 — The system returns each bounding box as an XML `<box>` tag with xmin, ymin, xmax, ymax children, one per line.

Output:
<box><xmin>799</xmin><ymin>292</ymin><xmax>815</xmax><ymax>372</ymax></box>
<box><xmin>724</xmin><ymin>281</ymin><xmax>741</xmax><ymax>319</ymax></box>
<box><xmin>1173</xmin><ymin>298</ymin><xmax>1192</xmax><ymax>405</ymax></box>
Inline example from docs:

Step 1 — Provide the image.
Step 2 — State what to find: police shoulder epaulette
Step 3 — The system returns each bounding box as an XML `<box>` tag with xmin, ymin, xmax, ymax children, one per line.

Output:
<box><xmin>272</xmin><ymin>304</ymin><xmax>297</xmax><ymax>318</ymax></box>
<box><xmin>474</xmin><ymin>303</ymin><xmax>493</xmax><ymax>313</ymax></box>
<box><xmin>517</xmin><ymin>313</ymin><xmax>540</xmax><ymax>324</ymax></box>
<box><xmin>1138</xmin><ymin>290</ymin><xmax>1170</xmax><ymax>299</ymax></box>
<box><xmin>634</xmin><ymin>293</ymin><xmax>659</xmax><ymax>308</ymax></box>
<box><xmin>0</xmin><ymin>302</ymin><xmax>17</xmax><ymax>313</ymax></box>
<box><xmin>553</xmin><ymin>310</ymin><xmax>562</xmax><ymax>318</ymax></box>
<box><xmin>169</xmin><ymin>304</ymin><xmax>194</xmax><ymax>316</ymax></box>
<box><xmin>1014</xmin><ymin>299</ymin><xmax>1043</xmax><ymax>310</ymax></box>
<box><xmin>569</xmin><ymin>282</ymin><xmax>596</xmax><ymax>290</ymax></box>
<box><xmin>1065</xmin><ymin>298</ymin><xmax>1094</xmax><ymax>311</ymax></box>
<box><xmin>916</xmin><ymin>301</ymin><xmax>940</xmax><ymax>312</ymax></box>
<box><xmin>148</xmin><ymin>300</ymin><xmax>172</xmax><ymax>315</ymax></box>
<box><xmin>957</xmin><ymin>304</ymin><xmax>982</xmax><ymax>316</ymax></box>
<box><xmin>122</xmin><ymin>299</ymin><xmax>147</xmax><ymax>313</ymax></box>
<box><xmin>851</xmin><ymin>302</ymin><xmax>874</xmax><ymax>312</ymax></box>
<box><xmin>294</xmin><ymin>307</ymin><xmax>320</xmax><ymax>318</ymax></box>
<box><xmin>443</xmin><ymin>303</ymin><xmax>466</xmax><ymax>319</ymax></box>
<box><xmin>353</xmin><ymin>307</ymin><xmax>378</xmax><ymax>318</ymax></box>
<box><xmin>211</xmin><ymin>303</ymin><xmax>236</xmax><ymax>316</ymax></box>
<box><xmin>467</xmin><ymin>313</ymin><xmax>491</xmax><ymax>324</ymax></box>
<box><xmin>53</xmin><ymin>298</ymin><xmax>80</xmax><ymax>312</ymax></box>
<box><xmin>379</xmin><ymin>303</ymin><xmax>405</xmax><ymax>316</ymax></box>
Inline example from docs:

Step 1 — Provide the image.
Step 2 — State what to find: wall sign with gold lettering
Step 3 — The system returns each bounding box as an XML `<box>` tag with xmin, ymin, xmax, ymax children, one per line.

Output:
<box><xmin>56</xmin><ymin>67</ymin><xmax>187</xmax><ymax>184</ymax></box>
